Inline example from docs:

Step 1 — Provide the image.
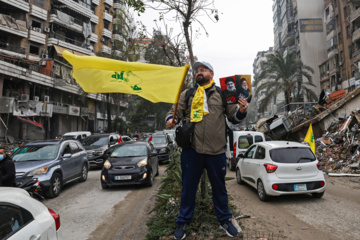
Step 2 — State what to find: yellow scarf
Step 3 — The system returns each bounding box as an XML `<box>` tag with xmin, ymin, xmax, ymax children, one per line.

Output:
<box><xmin>190</xmin><ymin>80</ymin><xmax>214</xmax><ymax>122</ymax></box>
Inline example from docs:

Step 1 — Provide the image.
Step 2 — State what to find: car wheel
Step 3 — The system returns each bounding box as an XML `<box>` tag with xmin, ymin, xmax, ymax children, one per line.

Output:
<box><xmin>46</xmin><ymin>172</ymin><xmax>62</xmax><ymax>198</ymax></box>
<box><xmin>79</xmin><ymin>164</ymin><xmax>88</xmax><ymax>182</ymax></box>
<box><xmin>146</xmin><ymin>170</ymin><xmax>154</xmax><ymax>187</ymax></box>
<box><xmin>236</xmin><ymin>168</ymin><xmax>243</xmax><ymax>185</ymax></box>
<box><xmin>312</xmin><ymin>192</ymin><xmax>324</xmax><ymax>198</ymax></box>
<box><xmin>257</xmin><ymin>180</ymin><xmax>269</xmax><ymax>201</ymax></box>
<box><xmin>101</xmin><ymin>183</ymin><xmax>108</xmax><ymax>189</ymax></box>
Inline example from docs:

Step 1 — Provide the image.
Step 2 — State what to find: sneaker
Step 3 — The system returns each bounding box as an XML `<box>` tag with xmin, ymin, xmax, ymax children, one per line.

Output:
<box><xmin>174</xmin><ymin>222</ymin><xmax>186</xmax><ymax>239</ymax></box>
<box><xmin>220</xmin><ymin>219</ymin><xmax>238</xmax><ymax>237</ymax></box>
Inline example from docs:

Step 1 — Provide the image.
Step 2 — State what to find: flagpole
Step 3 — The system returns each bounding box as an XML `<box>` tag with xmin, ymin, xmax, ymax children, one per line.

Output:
<box><xmin>171</xmin><ymin>65</ymin><xmax>190</xmax><ymax>127</ymax></box>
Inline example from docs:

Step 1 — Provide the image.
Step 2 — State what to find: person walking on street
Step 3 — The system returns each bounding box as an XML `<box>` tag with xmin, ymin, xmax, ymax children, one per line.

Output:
<box><xmin>166</xmin><ymin>61</ymin><xmax>249</xmax><ymax>239</ymax></box>
<box><xmin>0</xmin><ymin>146</ymin><xmax>16</xmax><ymax>187</ymax></box>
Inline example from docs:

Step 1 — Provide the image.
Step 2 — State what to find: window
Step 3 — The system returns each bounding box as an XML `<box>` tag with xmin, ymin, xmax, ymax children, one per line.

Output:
<box><xmin>254</xmin><ymin>146</ymin><xmax>266</xmax><ymax>159</ymax></box>
<box><xmin>238</xmin><ymin>135</ymin><xmax>253</xmax><ymax>149</ymax></box>
<box><xmin>29</xmin><ymin>45</ymin><xmax>39</xmax><ymax>55</ymax></box>
<box><xmin>31</xmin><ymin>20</ymin><xmax>41</xmax><ymax>28</ymax></box>
<box><xmin>69</xmin><ymin>142</ymin><xmax>80</xmax><ymax>153</ymax></box>
<box><xmin>270</xmin><ymin>147</ymin><xmax>315</xmax><ymax>163</ymax></box>
<box><xmin>245</xmin><ymin>145</ymin><xmax>257</xmax><ymax>159</ymax></box>
<box><xmin>255</xmin><ymin>136</ymin><xmax>264</xmax><ymax>143</ymax></box>
<box><xmin>0</xmin><ymin>204</ymin><xmax>33</xmax><ymax>239</ymax></box>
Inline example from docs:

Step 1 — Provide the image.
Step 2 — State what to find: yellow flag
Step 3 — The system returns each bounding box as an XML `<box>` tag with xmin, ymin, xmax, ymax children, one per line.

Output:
<box><xmin>304</xmin><ymin>123</ymin><xmax>315</xmax><ymax>153</ymax></box>
<box><xmin>63</xmin><ymin>50</ymin><xmax>189</xmax><ymax>103</ymax></box>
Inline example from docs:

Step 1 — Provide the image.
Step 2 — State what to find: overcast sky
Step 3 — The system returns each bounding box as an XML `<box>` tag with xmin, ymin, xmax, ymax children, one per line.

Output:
<box><xmin>135</xmin><ymin>0</ymin><xmax>274</xmax><ymax>86</ymax></box>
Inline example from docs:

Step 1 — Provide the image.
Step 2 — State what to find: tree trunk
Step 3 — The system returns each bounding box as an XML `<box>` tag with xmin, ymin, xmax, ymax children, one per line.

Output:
<box><xmin>107</xmin><ymin>93</ymin><xmax>112</xmax><ymax>133</ymax></box>
<box><xmin>183</xmin><ymin>1</ymin><xmax>195</xmax><ymax>85</ymax></box>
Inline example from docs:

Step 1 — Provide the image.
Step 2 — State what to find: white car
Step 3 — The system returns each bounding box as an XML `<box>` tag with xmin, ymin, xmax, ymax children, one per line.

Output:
<box><xmin>0</xmin><ymin>188</ymin><xmax>62</xmax><ymax>240</ymax></box>
<box><xmin>235</xmin><ymin>141</ymin><xmax>325</xmax><ymax>201</ymax></box>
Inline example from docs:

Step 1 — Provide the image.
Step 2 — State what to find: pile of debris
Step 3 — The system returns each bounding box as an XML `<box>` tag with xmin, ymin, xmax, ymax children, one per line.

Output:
<box><xmin>315</xmin><ymin>110</ymin><xmax>360</xmax><ymax>175</ymax></box>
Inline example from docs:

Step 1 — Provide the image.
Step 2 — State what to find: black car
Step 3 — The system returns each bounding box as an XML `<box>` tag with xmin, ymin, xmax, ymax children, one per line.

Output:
<box><xmin>100</xmin><ymin>141</ymin><xmax>159</xmax><ymax>188</ymax></box>
<box><xmin>150</xmin><ymin>134</ymin><xmax>174</xmax><ymax>162</ymax></box>
<box><xmin>83</xmin><ymin>133</ymin><xmax>120</xmax><ymax>168</ymax></box>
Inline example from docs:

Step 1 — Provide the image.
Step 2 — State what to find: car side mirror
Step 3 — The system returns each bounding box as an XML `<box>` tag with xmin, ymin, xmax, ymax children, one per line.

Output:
<box><xmin>63</xmin><ymin>153</ymin><xmax>72</xmax><ymax>158</ymax></box>
<box><xmin>238</xmin><ymin>153</ymin><xmax>244</xmax><ymax>158</ymax></box>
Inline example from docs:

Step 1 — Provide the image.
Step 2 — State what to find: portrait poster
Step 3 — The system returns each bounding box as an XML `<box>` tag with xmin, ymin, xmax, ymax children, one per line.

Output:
<box><xmin>219</xmin><ymin>75</ymin><xmax>252</xmax><ymax>104</ymax></box>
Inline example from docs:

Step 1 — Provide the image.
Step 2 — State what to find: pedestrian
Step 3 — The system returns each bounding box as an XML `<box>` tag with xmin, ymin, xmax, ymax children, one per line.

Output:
<box><xmin>166</xmin><ymin>61</ymin><xmax>248</xmax><ymax>239</ymax></box>
<box><xmin>13</xmin><ymin>141</ymin><xmax>23</xmax><ymax>152</ymax></box>
<box><xmin>0</xmin><ymin>146</ymin><xmax>16</xmax><ymax>187</ymax></box>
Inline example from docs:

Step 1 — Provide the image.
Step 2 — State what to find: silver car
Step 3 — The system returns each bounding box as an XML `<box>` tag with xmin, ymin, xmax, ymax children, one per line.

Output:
<box><xmin>12</xmin><ymin>139</ymin><xmax>89</xmax><ymax>198</ymax></box>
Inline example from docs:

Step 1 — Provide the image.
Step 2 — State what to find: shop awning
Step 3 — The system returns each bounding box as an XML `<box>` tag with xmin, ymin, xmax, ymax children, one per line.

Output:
<box><xmin>54</xmin><ymin>45</ymin><xmax>87</xmax><ymax>57</ymax></box>
<box><xmin>17</xmin><ymin>116</ymin><xmax>43</xmax><ymax>129</ymax></box>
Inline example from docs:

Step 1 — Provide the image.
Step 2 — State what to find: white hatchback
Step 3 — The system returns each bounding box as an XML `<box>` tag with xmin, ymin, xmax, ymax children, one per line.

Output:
<box><xmin>236</xmin><ymin>141</ymin><xmax>326</xmax><ymax>201</ymax></box>
<box><xmin>0</xmin><ymin>188</ymin><xmax>62</xmax><ymax>240</ymax></box>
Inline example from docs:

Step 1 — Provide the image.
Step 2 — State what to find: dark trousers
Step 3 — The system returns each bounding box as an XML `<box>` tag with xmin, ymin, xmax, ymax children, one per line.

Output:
<box><xmin>176</xmin><ymin>147</ymin><xmax>232</xmax><ymax>223</ymax></box>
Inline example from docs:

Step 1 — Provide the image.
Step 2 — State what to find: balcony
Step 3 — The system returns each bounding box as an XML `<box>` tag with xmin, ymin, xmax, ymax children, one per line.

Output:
<box><xmin>327</xmin><ymin>46</ymin><xmax>339</xmax><ymax>59</ymax></box>
<box><xmin>30</xmin><ymin>4</ymin><xmax>47</xmax><ymax>20</ymax></box>
<box><xmin>114</xmin><ymin>2</ymin><xmax>126</xmax><ymax>11</ymax></box>
<box><xmin>352</xmin><ymin>27</ymin><xmax>360</xmax><ymax>43</ymax></box>
<box><xmin>57</xmin><ymin>0</ymin><xmax>93</xmax><ymax>19</ymax></box>
<box><xmin>102</xmin><ymin>28</ymin><xmax>112</xmax><ymax>38</ymax></box>
<box><xmin>350</xmin><ymin>7</ymin><xmax>360</xmax><ymax>23</ymax></box>
<box><xmin>49</xmin><ymin>12</ymin><xmax>83</xmax><ymax>33</ymax></box>
<box><xmin>90</xmin><ymin>33</ymin><xmax>98</xmax><ymax>43</ymax></box>
<box><xmin>28</xmin><ymin>29</ymin><xmax>46</xmax><ymax>45</ymax></box>
<box><xmin>0</xmin><ymin>41</ymin><xmax>26</xmax><ymax>58</ymax></box>
<box><xmin>102</xmin><ymin>45</ymin><xmax>111</xmax><ymax>54</ymax></box>
<box><xmin>48</xmin><ymin>32</ymin><xmax>94</xmax><ymax>55</ymax></box>
<box><xmin>0</xmin><ymin>0</ymin><xmax>30</xmax><ymax>12</ymax></box>
<box><xmin>92</xmin><ymin>0</ymin><xmax>99</xmax><ymax>5</ymax></box>
<box><xmin>113</xmin><ymin>33</ymin><xmax>124</xmax><ymax>42</ymax></box>
<box><xmin>103</xmin><ymin>11</ymin><xmax>113</xmax><ymax>22</ymax></box>
<box><xmin>90</xmin><ymin>13</ymin><xmax>99</xmax><ymax>24</ymax></box>
<box><xmin>0</xmin><ymin>16</ymin><xmax>28</xmax><ymax>38</ymax></box>
<box><xmin>281</xmin><ymin>31</ymin><xmax>295</xmax><ymax>47</ymax></box>
<box><xmin>104</xmin><ymin>0</ymin><xmax>113</xmax><ymax>6</ymax></box>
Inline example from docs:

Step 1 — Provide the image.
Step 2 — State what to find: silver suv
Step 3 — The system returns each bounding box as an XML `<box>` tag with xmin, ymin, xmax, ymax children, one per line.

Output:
<box><xmin>12</xmin><ymin>139</ymin><xmax>89</xmax><ymax>198</ymax></box>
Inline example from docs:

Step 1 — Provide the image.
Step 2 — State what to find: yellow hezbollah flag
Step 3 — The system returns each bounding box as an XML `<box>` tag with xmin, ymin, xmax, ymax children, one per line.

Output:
<box><xmin>304</xmin><ymin>123</ymin><xmax>315</xmax><ymax>153</ymax></box>
<box><xmin>63</xmin><ymin>50</ymin><xmax>189</xmax><ymax>103</ymax></box>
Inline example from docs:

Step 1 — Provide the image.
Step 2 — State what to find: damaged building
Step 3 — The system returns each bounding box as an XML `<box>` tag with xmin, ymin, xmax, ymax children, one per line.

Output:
<box><xmin>0</xmin><ymin>0</ymin><xmax>135</xmax><ymax>141</ymax></box>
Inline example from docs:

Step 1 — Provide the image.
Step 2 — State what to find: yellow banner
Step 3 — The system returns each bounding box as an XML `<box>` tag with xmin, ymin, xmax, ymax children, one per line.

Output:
<box><xmin>63</xmin><ymin>50</ymin><xmax>189</xmax><ymax>103</ymax></box>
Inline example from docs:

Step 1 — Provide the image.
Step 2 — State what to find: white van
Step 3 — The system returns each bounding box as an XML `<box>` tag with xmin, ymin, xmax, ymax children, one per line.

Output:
<box><xmin>62</xmin><ymin>131</ymin><xmax>91</xmax><ymax>141</ymax></box>
<box><xmin>226</xmin><ymin>131</ymin><xmax>266</xmax><ymax>171</ymax></box>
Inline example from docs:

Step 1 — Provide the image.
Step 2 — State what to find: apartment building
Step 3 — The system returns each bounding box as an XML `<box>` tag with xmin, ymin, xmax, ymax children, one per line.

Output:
<box><xmin>0</xmin><ymin>0</ymin><xmax>134</xmax><ymax>141</ymax></box>
<box><xmin>272</xmin><ymin>0</ymin><xmax>327</xmax><ymax>98</ymax></box>
<box><xmin>320</xmin><ymin>0</ymin><xmax>360</xmax><ymax>92</ymax></box>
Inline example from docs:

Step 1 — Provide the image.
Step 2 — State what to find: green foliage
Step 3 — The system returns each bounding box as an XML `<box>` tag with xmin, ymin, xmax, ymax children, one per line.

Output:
<box><xmin>254</xmin><ymin>51</ymin><xmax>317</xmax><ymax>113</ymax></box>
<box><xmin>146</xmin><ymin>152</ymin><xmax>240</xmax><ymax>240</ymax></box>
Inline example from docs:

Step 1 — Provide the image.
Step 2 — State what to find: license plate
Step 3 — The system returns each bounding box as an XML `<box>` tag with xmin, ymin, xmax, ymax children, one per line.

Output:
<box><xmin>114</xmin><ymin>175</ymin><xmax>131</xmax><ymax>180</ymax></box>
<box><xmin>294</xmin><ymin>184</ymin><xmax>307</xmax><ymax>191</ymax></box>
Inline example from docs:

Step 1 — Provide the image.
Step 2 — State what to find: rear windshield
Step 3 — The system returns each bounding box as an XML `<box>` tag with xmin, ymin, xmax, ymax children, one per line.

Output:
<box><xmin>238</xmin><ymin>136</ymin><xmax>253</xmax><ymax>149</ymax></box>
<box><xmin>83</xmin><ymin>136</ymin><xmax>108</xmax><ymax>146</ymax></box>
<box><xmin>270</xmin><ymin>147</ymin><xmax>316</xmax><ymax>163</ymax></box>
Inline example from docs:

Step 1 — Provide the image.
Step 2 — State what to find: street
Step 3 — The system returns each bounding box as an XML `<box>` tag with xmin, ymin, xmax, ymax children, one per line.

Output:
<box><xmin>41</xmin><ymin>164</ymin><xmax>360</xmax><ymax>240</ymax></box>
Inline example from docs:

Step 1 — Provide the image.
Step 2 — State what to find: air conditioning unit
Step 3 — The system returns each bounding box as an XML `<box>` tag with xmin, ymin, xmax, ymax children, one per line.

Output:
<box><xmin>19</xmin><ymin>94</ymin><xmax>30</xmax><ymax>101</ymax></box>
<box><xmin>44</xmin><ymin>95</ymin><xmax>50</xmax><ymax>103</ymax></box>
<box><xmin>101</xmin><ymin>37</ymin><xmax>105</xmax><ymax>42</ymax></box>
<box><xmin>43</xmin><ymin>27</ymin><xmax>50</xmax><ymax>33</ymax></box>
<box><xmin>34</xmin><ymin>96</ymin><xmax>39</xmax><ymax>101</ymax></box>
<box><xmin>36</xmin><ymin>28</ymin><xmax>42</xmax><ymax>33</ymax></box>
<box><xmin>110</xmin><ymin>39</ymin><xmax>114</xmax><ymax>43</ymax></box>
<box><xmin>40</xmin><ymin>60</ymin><xmax>47</xmax><ymax>66</ymax></box>
<box><xmin>339</xmin><ymin>61</ymin><xmax>343</xmax><ymax>66</ymax></box>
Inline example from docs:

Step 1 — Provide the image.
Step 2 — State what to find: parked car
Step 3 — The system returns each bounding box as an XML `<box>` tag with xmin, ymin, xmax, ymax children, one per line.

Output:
<box><xmin>149</xmin><ymin>134</ymin><xmax>174</xmax><ymax>162</ymax></box>
<box><xmin>120</xmin><ymin>135</ymin><xmax>133</xmax><ymax>142</ymax></box>
<box><xmin>0</xmin><ymin>188</ymin><xmax>62</xmax><ymax>239</ymax></box>
<box><xmin>82</xmin><ymin>133</ymin><xmax>120</xmax><ymax>168</ymax></box>
<box><xmin>236</xmin><ymin>141</ymin><xmax>326</xmax><ymax>201</ymax></box>
<box><xmin>62</xmin><ymin>131</ymin><xmax>91</xmax><ymax>141</ymax></box>
<box><xmin>12</xmin><ymin>139</ymin><xmax>89</xmax><ymax>198</ymax></box>
<box><xmin>100</xmin><ymin>141</ymin><xmax>159</xmax><ymax>188</ymax></box>
<box><xmin>226</xmin><ymin>131</ymin><xmax>266</xmax><ymax>171</ymax></box>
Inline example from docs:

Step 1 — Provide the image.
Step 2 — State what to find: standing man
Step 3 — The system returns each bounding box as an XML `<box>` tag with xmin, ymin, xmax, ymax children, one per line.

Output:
<box><xmin>0</xmin><ymin>146</ymin><xmax>16</xmax><ymax>187</ymax></box>
<box><xmin>166</xmin><ymin>61</ymin><xmax>248</xmax><ymax>239</ymax></box>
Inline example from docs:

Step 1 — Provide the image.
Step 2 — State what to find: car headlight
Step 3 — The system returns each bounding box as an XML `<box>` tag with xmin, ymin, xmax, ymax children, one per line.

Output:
<box><xmin>28</xmin><ymin>166</ymin><xmax>49</xmax><ymax>177</ymax></box>
<box><xmin>95</xmin><ymin>150</ymin><xmax>106</xmax><ymax>156</ymax></box>
<box><xmin>103</xmin><ymin>160</ymin><xmax>112</xmax><ymax>169</ymax></box>
<box><xmin>137</xmin><ymin>158</ymin><xmax>148</xmax><ymax>167</ymax></box>
<box><xmin>159</xmin><ymin>148</ymin><xmax>167</xmax><ymax>153</ymax></box>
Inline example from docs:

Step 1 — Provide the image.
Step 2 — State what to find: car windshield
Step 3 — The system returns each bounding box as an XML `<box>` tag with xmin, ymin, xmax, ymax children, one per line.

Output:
<box><xmin>83</xmin><ymin>136</ymin><xmax>108</xmax><ymax>146</ymax></box>
<box><xmin>270</xmin><ymin>147</ymin><xmax>316</xmax><ymax>163</ymax></box>
<box><xmin>151</xmin><ymin>137</ymin><xmax>166</xmax><ymax>144</ymax></box>
<box><xmin>238</xmin><ymin>135</ymin><xmax>253</xmax><ymax>149</ymax></box>
<box><xmin>12</xmin><ymin>145</ymin><xmax>59</xmax><ymax>162</ymax></box>
<box><xmin>111</xmin><ymin>145</ymin><xmax>147</xmax><ymax>157</ymax></box>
